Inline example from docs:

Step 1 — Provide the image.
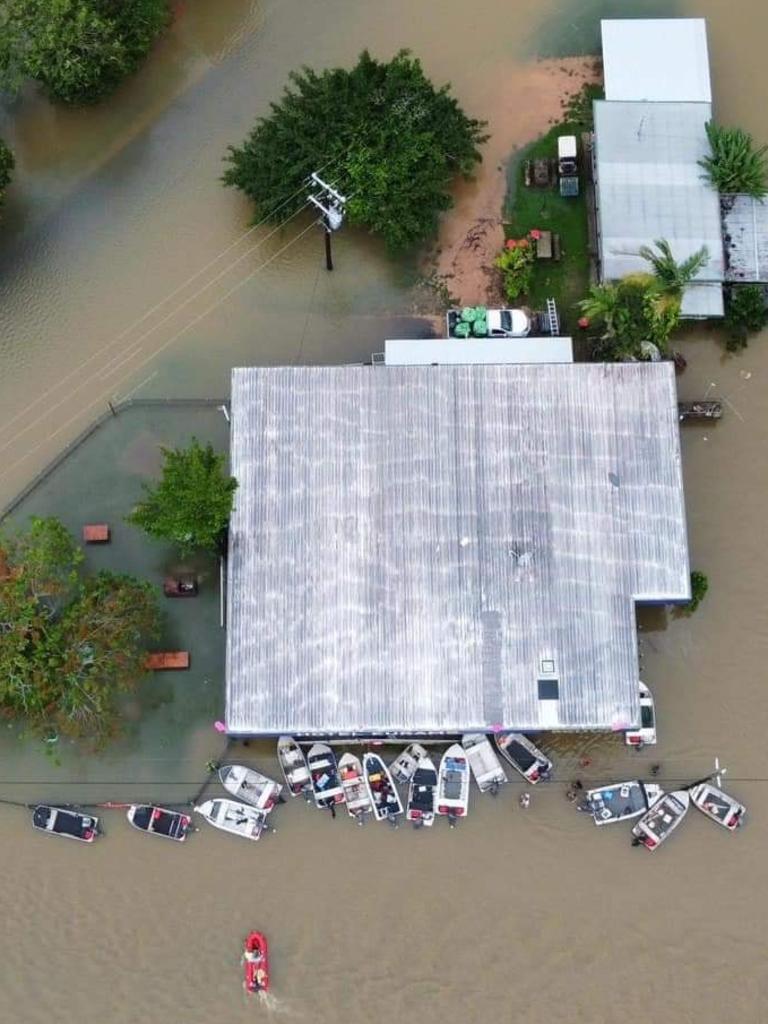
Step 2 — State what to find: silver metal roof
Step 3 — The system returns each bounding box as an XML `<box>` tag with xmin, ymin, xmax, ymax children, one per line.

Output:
<box><xmin>593</xmin><ymin>100</ymin><xmax>724</xmax><ymax>318</ymax></box>
<box><xmin>384</xmin><ymin>337</ymin><xmax>574</xmax><ymax>365</ymax></box>
<box><xmin>722</xmin><ymin>194</ymin><xmax>768</xmax><ymax>282</ymax></box>
<box><xmin>226</xmin><ymin>364</ymin><xmax>690</xmax><ymax>736</ymax></box>
<box><xmin>602</xmin><ymin>19</ymin><xmax>712</xmax><ymax>103</ymax></box>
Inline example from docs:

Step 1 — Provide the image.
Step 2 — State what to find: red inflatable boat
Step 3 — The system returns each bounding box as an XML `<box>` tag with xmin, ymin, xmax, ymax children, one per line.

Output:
<box><xmin>243</xmin><ymin>931</ymin><xmax>270</xmax><ymax>993</ymax></box>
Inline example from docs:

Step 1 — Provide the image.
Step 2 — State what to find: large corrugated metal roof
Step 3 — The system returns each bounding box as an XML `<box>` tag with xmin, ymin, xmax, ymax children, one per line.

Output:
<box><xmin>593</xmin><ymin>100</ymin><xmax>725</xmax><ymax>318</ymax></box>
<box><xmin>602</xmin><ymin>19</ymin><xmax>712</xmax><ymax>103</ymax></box>
<box><xmin>226</xmin><ymin>364</ymin><xmax>689</xmax><ymax>736</ymax></box>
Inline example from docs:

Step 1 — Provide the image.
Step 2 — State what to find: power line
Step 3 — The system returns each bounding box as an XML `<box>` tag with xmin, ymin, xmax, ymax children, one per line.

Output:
<box><xmin>0</xmin><ymin>155</ymin><xmax>345</xmax><ymax>443</ymax></box>
<box><xmin>0</xmin><ymin>217</ymin><xmax>320</xmax><ymax>486</ymax></box>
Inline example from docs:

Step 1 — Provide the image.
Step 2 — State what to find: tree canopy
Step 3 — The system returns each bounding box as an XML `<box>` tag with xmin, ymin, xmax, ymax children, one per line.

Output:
<box><xmin>0</xmin><ymin>517</ymin><xmax>159</xmax><ymax>743</ymax></box>
<box><xmin>699</xmin><ymin>122</ymin><xmax>768</xmax><ymax>198</ymax></box>
<box><xmin>126</xmin><ymin>438</ymin><xmax>238</xmax><ymax>556</ymax></box>
<box><xmin>0</xmin><ymin>0</ymin><xmax>170</xmax><ymax>104</ymax></box>
<box><xmin>0</xmin><ymin>138</ymin><xmax>13</xmax><ymax>203</ymax></box>
<box><xmin>223</xmin><ymin>50</ymin><xmax>488</xmax><ymax>251</ymax></box>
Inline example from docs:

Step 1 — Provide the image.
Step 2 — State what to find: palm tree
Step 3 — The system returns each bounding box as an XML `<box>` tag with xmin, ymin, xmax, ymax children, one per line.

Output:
<box><xmin>578</xmin><ymin>282</ymin><xmax>622</xmax><ymax>337</ymax></box>
<box><xmin>638</xmin><ymin>239</ymin><xmax>710</xmax><ymax>297</ymax></box>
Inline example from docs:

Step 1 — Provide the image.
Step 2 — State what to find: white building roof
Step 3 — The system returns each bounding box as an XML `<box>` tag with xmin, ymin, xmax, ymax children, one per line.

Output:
<box><xmin>593</xmin><ymin>99</ymin><xmax>724</xmax><ymax>318</ymax></box>
<box><xmin>226</xmin><ymin>363</ymin><xmax>690</xmax><ymax>737</ymax></box>
<box><xmin>384</xmin><ymin>337</ymin><xmax>574</xmax><ymax>365</ymax></box>
<box><xmin>602</xmin><ymin>19</ymin><xmax>712</xmax><ymax>103</ymax></box>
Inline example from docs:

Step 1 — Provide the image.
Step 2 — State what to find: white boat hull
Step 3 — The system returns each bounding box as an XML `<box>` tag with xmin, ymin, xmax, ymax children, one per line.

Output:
<box><xmin>277</xmin><ymin>736</ymin><xmax>312</xmax><ymax>796</ymax></box>
<box><xmin>437</xmin><ymin>744</ymin><xmax>470</xmax><ymax>822</ymax></box>
<box><xmin>338</xmin><ymin>753</ymin><xmax>373</xmax><ymax>821</ymax></box>
<box><xmin>390</xmin><ymin>743</ymin><xmax>428</xmax><ymax>784</ymax></box>
<box><xmin>363</xmin><ymin>753</ymin><xmax>403</xmax><ymax>822</ymax></box>
<box><xmin>219</xmin><ymin>764</ymin><xmax>283</xmax><ymax>812</ymax></box>
<box><xmin>631</xmin><ymin>790</ymin><xmax>689</xmax><ymax>851</ymax></box>
<box><xmin>495</xmin><ymin>732</ymin><xmax>553</xmax><ymax>783</ymax></box>
<box><xmin>690</xmin><ymin>782</ymin><xmax>745</xmax><ymax>830</ymax></box>
<box><xmin>462</xmin><ymin>733</ymin><xmax>507</xmax><ymax>792</ymax></box>
<box><xmin>307</xmin><ymin>743</ymin><xmax>345</xmax><ymax>809</ymax></box>
<box><xmin>194</xmin><ymin>799</ymin><xmax>268</xmax><ymax>841</ymax></box>
<box><xmin>407</xmin><ymin>756</ymin><xmax>437</xmax><ymax>827</ymax></box>
<box><xmin>625</xmin><ymin>681</ymin><xmax>657</xmax><ymax>747</ymax></box>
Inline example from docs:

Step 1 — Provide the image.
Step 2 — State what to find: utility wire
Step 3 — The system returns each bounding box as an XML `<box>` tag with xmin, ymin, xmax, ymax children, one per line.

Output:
<box><xmin>0</xmin><ymin>154</ymin><xmax>345</xmax><ymax>443</ymax></box>
<box><xmin>0</xmin><ymin>217</ymin><xmax>320</xmax><ymax>486</ymax></box>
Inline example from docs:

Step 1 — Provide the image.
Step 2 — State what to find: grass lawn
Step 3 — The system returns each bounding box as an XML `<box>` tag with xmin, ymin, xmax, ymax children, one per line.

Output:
<box><xmin>503</xmin><ymin>120</ymin><xmax>591</xmax><ymax>329</ymax></box>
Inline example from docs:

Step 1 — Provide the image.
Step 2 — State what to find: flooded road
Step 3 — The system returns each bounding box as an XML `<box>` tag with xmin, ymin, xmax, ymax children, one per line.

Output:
<box><xmin>0</xmin><ymin>0</ymin><xmax>767</xmax><ymax>1021</ymax></box>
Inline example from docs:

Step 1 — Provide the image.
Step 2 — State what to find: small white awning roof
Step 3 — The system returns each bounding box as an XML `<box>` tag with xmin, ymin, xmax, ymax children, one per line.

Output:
<box><xmin>602</xmin><ymin>19</ymin><xmax>712</xmax><ymax>103</ymax></box>
<box><xmin>384</xmin><ymin>337</ymin><xmax>574</xmax><ymax>366</ymax></box>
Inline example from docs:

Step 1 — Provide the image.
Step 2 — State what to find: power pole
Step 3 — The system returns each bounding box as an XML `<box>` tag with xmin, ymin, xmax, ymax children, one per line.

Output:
<box><xmin>307</xmin><ymin>172</ymin><xmax>347</xmax><ymax>272</ymax></box>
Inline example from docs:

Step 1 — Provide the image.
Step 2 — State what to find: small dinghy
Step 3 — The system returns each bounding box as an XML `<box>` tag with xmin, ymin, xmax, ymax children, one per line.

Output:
<box><xmin>462</xmin><ymin>733</ymin><xmax>507</xmax><ymax>794</ymax></box>
<box><xmin>406</xmin><ymin>755</ymin><xmax>438</xmax><ymax>828</ymax></box>
<box><xmin>437</xmin><ymin>744</ymin><xmax>470</xmax><ymax>825</ymax></box>
<box><xmin>194</xmin><ymin>798</ymin><xmax>268</xmax><ymax>841</ymax></box>
<box><xmin>31</xmin><ymin>805</ymin><xmax>99</xmax><ymax>843</ymax></box>
<box><xmin>127</xmin><ymin>804</ymin><xmax>191</xmax><ymax>842</ymax></box>
<box><xmin>624</xmin><ymin>681</ymin><xmax>657</xmax><ymax>747</ymax></box>
<box><xmin>690</xmin><ymin>782</ymin><xmax>745</xmax><ymax>831</ymax></box>
<box><xmin>277</xmin><ymin>736</ymin><xmax>312</xmax><ymax>797</ymax></box>
<box><xmin>243</xmin><ymin>931</ymin><xmax>270</xmax><ymax>994</ymax></box>
<box><xmin>338</xmin><ymin>753</ymin><xmax>372</xmax><ymax>824</ymax></box>
<box><xmin>219</xmin><ymin>764</ymin><xmax>283</xmax><ymax>812</ymax></box>
<box><xmin>579</xmin><ymin>780</ymin><xmax>663</xmax><ymax>826</ymax></box>
<box><xmin>390</xmin><ymin>743</ymin><xmax>428</xmax><ymax>784</ymax></box>
<box><xmin>307</xmin><ymin>743</ymin><xmax>345</xmax><ymax>810</ymax></box>
<box><xmin>363</xmin><ymin>752</ymin><xmax>403</xmax><ymax>823</ymax></box>
<box><xmin>494</xmin><ymin>732</ymin><xmax>553</xmax><ymax>784</ymax></box>
<box><xmin>631</xmin><ymin>790</ymin><xmax>689</xmax><ymax>851</ymax></box>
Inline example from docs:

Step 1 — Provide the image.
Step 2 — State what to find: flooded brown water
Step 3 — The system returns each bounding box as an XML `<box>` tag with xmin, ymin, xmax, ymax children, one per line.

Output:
<box><xmin>1</xmin><ymin>1</ymin><xmax>768</xmax><ymax>1021</ymax></box>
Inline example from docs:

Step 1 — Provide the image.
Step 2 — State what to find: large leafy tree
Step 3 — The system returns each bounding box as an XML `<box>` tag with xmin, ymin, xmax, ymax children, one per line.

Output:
<box><xmin>127</xmin><ymin>438</ymin><xmax>238</xmax><ymax>556</ymax></box>
<box><xmin>0</xmin><ymin>517</ymin><xmax>160</xmax><ymax>742</ymax></box>
<box><xmin>0</xmin><ymin>0</ymin><xmax>170</xmax><ymax>104</ymax></box>
<box><xmin>223</xmin><ymin>50</ymin><xmax>488</xmax><ymax>250</ymax></box>
<box><xmin>638</xmin><ymin>239</ymin><xmax>710</xmax><ymax>297</ymax></box>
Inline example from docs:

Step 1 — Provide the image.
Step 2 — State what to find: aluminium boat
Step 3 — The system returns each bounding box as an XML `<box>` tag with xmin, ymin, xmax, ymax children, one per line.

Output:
<box><xmin>437</xmin><ymin>744</ymin><xmax>470</xmax><ymax>825</ymax></box>
<box><xmin>390</xmin><ymin>743</ymin><xmax>428</xmax><ymax>784</ymax></box>
<box><xmin>127</xmin><ymin>804</ymin><xmax>191</xmax><ymax>842</ymax></box>
<box><xmin>494</xmin><ymin>732</ymin><xmax>553</xmax><ymax>784</ymax></box>
<box><xmin>406</xmin><ymin>755</ymin><xmax>438</xmax><ymax>828</ymax></box>
<box><xmin>31</xmin><ymin>805</ymin><xmax>100</xmax><ymax>843</ymax></box>
<box><xmin>219</xmin><ymin>763</ymin><xmax>283</xmax><ymax>812</ymax></box>
<box><xmin>690</xmin><ymin>782</ymin><xmax>745</xmax><ymax>831</ymax></box>
<box><xmin>194</xmin><ymin>798</ymin><xmax>268</xmax><ymax>841</ymax></box>
<box><xmin>631</xmin><ymin>790</ymin><xmax>689</xmax><ymax>851</ymax></box>
<box><xmin>307</xmin><ymin>743</ymin><xmax>345</xmax><ymax>810</ymax></box>
<box><xmin>579</xmin><ymin>780</ymin><xmax>663</xmax><ymax>826</ymax></box>
<box><xmin>276</xmin><ymin>736</ymin><xmax>312</xmax><ymax>797</ymax></box>
<box><xmin>363</xmin><ymin>752</ymin><xmax>403</xmax><ymax>823</ymax></box>
<box><xmin>462</xmin><ymin>733</ymin><xmax>507</xmax><ymax>794</ymax></box>
<box><xmin>338</xmin><ymin>753</ymin><xmax>373</xmax><ymax>823</ymax></box>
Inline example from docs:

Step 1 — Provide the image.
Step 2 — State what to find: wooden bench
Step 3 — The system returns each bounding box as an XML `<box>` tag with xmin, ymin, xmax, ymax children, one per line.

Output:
<box><xmin>83</xmin><ymin>524</ymin><xmax>110</xmax><ymax>543</ymax></box>
<box><xmin>145</xmin><ymin>651</ymin><xmax>190</xmax><ymax>671</ymax></box>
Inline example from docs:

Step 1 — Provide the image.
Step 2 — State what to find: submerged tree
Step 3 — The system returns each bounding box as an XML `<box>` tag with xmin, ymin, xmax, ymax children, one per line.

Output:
<box><xmin>127</xmin><ymin>438</ymin><xmax>238</xmax><ymax>556</ymax></box>
<box><xmin>699</xmin><ymin>122</ymin><xmax>768</xmax><ymax>198</ymax></box>
<box><xmin>0</xmin><ymin>517</ymin><xmax>160</xmax><ymax>743</ymax></box>
<box><xmin>223</xmin><ymin>50</ymin><xmax>488</xmax><ymax>251</ymax></box>
<box><xmin>686</xmin><ymin>570</ymin><xmax>709</xmax><ymax>614</ymax></box>
<box><xmin>724</xmin><ymin>284</ymin><xmax>768</xmax><ymax>352</ymax></box>
<box><xmin>0</xmin><ymin>139</ymin><xmax>13</xmax><ymax>204</ymax></box>
<box><xmin>0</xmin><ymin>0</ymin><xmax>170</xmax><ymax>104</ymax></box>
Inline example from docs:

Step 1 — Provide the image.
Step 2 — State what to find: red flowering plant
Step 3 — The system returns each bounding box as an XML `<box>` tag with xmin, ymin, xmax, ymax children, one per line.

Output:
<box><xmin>496</xmin><ymin>230</ymin><xmax>539</xmax><ymax>299</ymax></box>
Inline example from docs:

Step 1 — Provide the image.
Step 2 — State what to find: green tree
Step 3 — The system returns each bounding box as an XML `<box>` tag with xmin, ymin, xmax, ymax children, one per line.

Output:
<box><xmin>223</xmin><ymin>50</ymin><xmax>488</xmax><ymax>251</ymax></box>
<box><xmin>724</xmin><ymin>284</ymin><xmax>768</xmax><ymax>352</ymax></box>
<box><xmin>638</xmin><ymin>239</ymin><xmax>710</xmax><ymax>297</ymax></box>
<box><xmin>687</xmin><ymin>570</ymin><xmax>709</xmax><ymax>614</ymax></box>
<box><xmin>0</xmin><ymin>0</ymin><xmax>170</xmax><ymax>104</ymax></box>
<box><xmin>699</xmin><ymin>122</ymin><xmax>768</xmax><ymax>197</ymax></box>
<box><xmin>0</xmin><ymin>518</ymin><xmax>160</xmax><ymax>742</ymax></box>
<box><xmin>0</xmin><ymin>138</ymin><xmax>13</xmax><ymax>203</ymax></box>
<box><xmin>127</xmin><ymin>438</ymin><xmax>238</xmax><ymax>556</ymax></box>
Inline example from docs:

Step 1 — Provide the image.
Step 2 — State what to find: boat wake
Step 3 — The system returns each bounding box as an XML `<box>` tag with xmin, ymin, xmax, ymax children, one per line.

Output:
<box><xmin>256</xmin><ymin>991</ymin><xmax>294</xmax><ymax>1014</ymax></box>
